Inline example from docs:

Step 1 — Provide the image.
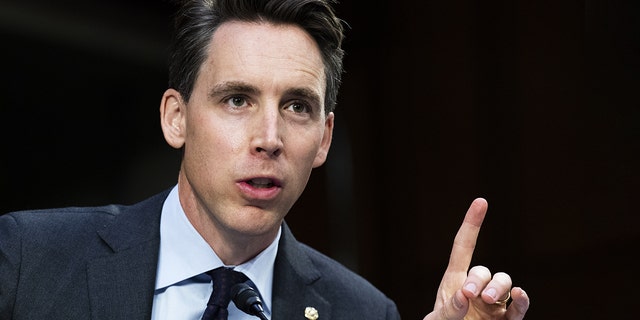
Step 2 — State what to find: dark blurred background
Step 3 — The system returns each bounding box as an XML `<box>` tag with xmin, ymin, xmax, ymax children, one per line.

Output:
<box><xmin>1</xmin><ymin>0</ymin><xmax>638</xmax><ymax>318</ymax></box>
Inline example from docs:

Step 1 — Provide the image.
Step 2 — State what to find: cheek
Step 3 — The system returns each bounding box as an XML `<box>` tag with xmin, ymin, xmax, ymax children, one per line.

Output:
<box><xmin>183</xmin><ymin>119</ymin><xmax>233</xmax><ymax>172</ymax></box>
<box><xmin>187</xmin><ymin>113</ymin><xmax>240</xmax><ymax>149</ymax></box>
<box><xmin>290</xmin><ymin>133</ymin><xmax>324</xmax><ymax>166</ymax></box>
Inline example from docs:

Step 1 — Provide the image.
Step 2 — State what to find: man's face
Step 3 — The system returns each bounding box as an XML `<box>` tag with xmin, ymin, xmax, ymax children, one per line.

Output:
<box><xmin>168</xmin><ymin>21</ymin><xmax>333</xmax><ymax>240</ymax></box>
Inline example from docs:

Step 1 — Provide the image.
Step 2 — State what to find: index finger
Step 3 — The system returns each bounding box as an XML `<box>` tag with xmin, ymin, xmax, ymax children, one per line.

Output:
<box><xmin>446</xmin><ymin>198</ymin><xmax>488</xmax><ymax>273</ymax></box>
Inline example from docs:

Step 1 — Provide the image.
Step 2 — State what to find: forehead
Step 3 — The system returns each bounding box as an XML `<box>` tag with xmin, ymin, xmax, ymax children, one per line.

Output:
<box><xmin>197</xmin><ymin>20</ymin><xmax>326</xmax><ymax>97</ymax></box>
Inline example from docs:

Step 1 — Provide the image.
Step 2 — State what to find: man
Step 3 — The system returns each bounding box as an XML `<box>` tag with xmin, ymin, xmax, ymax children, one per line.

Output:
<box><xmin>0</xmin><ymin>0</ymin><xmax>530</xmax><ymax>319</ymax></box>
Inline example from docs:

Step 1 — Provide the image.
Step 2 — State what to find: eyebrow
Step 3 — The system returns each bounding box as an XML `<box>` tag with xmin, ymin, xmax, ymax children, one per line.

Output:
<box><xmin>283</xmin><ymin>87</ymin><xmax>322</xmax><ymax>107</ymax></box>
<box><xmin>208</xmin><ymin>81</ymin><xmax>322</xmax><ymax>107</ymax></box>
<box><xmin>208</xmin><ymin>81</ymin><xmax>260</xmax><ymax>99</ymax></box>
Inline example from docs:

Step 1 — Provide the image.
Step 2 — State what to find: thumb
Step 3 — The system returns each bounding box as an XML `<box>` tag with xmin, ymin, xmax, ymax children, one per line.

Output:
<box><xmin>423</xmin><ymin>289</ymin><xmax>469</xmax><ymax>320</ymax></box>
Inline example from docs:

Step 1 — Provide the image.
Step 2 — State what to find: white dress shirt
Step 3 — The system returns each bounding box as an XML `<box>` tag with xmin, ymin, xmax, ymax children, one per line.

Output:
<box><xmin>151</xmin><ymin>186</ymin><xmax>279</xmax><ymax>320</ymax></box>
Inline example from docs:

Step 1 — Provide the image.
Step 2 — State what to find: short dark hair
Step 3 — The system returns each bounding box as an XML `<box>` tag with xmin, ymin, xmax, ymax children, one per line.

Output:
<box><xmin>168</xmin><ymin>0</ymin><xmax>345</xmax><ymax>114</ymax></box>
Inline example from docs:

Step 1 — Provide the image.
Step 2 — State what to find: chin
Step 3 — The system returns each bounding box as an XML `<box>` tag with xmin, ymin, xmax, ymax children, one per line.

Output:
<box><xmin>228</xmin><ymin>211</ymin><xmax>282</xmax><ymax>236</ymax></box>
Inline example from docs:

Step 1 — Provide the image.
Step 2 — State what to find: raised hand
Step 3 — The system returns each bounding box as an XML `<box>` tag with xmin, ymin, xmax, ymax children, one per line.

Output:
<box><xmin>423</xmin><ymin>198</ymin><xmax>530</xmax><ymax>320</ymax></box>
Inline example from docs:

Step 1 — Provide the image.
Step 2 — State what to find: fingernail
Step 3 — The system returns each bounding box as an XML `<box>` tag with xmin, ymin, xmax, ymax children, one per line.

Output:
<box><xmin>464</xmin><ymin>282</ymin><xmax>477</xmax><ymax>294</ymax></box>
<box><xmin>484</xmin><ymin>287</ymin><xmax>497</xmax><ymax>299</ymax></box>
<box><xmin>453</xmin><ymin>294</ymin><xmax>464</xmax><ymax>309</ymax></box>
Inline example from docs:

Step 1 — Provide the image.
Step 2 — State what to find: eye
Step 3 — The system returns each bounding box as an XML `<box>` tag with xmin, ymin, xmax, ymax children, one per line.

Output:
<box><xmin>285</xmin><ymin>101</ymin><xmax>310</xmax><ymax>114</ymax></box>
<box><xmin>225</xmin><ymin>96</ymin><xmax>248</xmax><ymax>108</ymax></box>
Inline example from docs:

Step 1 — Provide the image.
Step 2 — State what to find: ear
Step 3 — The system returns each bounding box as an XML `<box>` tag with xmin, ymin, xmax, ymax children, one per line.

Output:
<box><xmin>160</xmin><ymin>88</ymin><xmax>186</xmax><ymax>149</ymax></box>
<box><xmin>312</xmin><ymin>112</ymin><xmax>335</xmax><ymax>168</ymax></box>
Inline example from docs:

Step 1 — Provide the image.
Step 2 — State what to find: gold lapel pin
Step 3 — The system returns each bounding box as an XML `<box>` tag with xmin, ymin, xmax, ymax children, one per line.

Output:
<box><xmin>304</xmin><ymin>307</ymin><xmax>319</xmax><ymax>320</ymax></box>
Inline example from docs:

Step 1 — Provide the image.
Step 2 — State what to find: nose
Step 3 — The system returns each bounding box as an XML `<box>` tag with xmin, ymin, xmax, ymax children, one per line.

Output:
<box><xmin>250</xmin><ymin>106</ymin><xmax>283</xmax><ymax>157</ymax></box>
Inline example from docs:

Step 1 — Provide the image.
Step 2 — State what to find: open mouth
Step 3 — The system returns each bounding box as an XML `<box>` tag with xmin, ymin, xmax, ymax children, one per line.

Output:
<box><xmin>246</xmin><ymin>178</ymin><xmax>278</xmax><ymax>188</ymax></box>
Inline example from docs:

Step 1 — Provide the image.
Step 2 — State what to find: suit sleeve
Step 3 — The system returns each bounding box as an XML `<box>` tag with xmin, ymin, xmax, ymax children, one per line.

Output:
<box><xmin>0</xmin><ymin>213</ymin><xmax>21</xmax><ymax>319</ymax></box>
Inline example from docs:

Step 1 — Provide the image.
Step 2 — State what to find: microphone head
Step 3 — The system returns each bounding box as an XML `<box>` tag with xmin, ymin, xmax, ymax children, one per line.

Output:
<box><xmin>231</xmin><ymin>282</ymin><xmax>265</xmax><ymax>316</ymax></box>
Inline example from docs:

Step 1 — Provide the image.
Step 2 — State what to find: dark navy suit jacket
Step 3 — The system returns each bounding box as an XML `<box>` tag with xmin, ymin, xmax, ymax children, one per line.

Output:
<box><xmin>0</xmin><ymin>190</ymin><xmax>400</xmax><ymax>319</ymax></box>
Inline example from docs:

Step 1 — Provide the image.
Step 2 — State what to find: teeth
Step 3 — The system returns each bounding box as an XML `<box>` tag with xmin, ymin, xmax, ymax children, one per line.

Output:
<box><xmin>250</xmin><ymin>178</ymin><xmax>274</xmax><ymax>188</ymax></box>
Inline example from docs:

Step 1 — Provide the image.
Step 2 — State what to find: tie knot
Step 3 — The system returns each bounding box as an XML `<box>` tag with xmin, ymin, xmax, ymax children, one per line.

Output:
<box><xmin>206</xmin><ymin>267</ymin><xmax>249</xmax><ymax>309</ymax></box>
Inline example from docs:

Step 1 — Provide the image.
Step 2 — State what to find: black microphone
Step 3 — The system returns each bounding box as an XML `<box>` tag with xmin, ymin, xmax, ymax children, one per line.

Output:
<box><xmin>231</xmin><ymin>282</ymin><xmax>269</xmax><ymax>320</ymax></box>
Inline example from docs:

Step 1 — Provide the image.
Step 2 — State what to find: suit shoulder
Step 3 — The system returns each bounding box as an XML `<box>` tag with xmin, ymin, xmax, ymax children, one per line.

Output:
<box><xmin>0</xmin><ymin>189</ymin><xmax>168</xmax><ymax>244</ymax></box>
<box><xmin>3</xmin><ymin>205</ymin><xmax>119</xmax><ymax>231</ymax></box>
<box><xmin>2</xmin><ymin>189</ymin><xmax>169</xmax><ymax>231</ymax></box>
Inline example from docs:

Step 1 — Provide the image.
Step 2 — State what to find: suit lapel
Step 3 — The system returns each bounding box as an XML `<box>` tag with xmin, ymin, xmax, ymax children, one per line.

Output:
<box><xmin>87</xmin><ymin>191</ymin><xmax>168</xmax><ymax>320</ymax></box>
<box><xmin>272</xmin><ymin>223</ymin><xmax>332</xmax><ymax>319</ymax></box>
